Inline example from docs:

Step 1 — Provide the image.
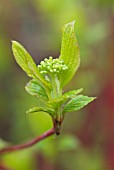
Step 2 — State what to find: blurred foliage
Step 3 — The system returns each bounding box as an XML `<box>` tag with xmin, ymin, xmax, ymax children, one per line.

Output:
<box><xmin>0</xmin><ymin>0</ymin><xmax>114</xmax><ymax>169</ymax></box>
<box><xmin>28</xmin><ymin>111</ymin><xmax>53</xmax><ymax>135</ymax></box>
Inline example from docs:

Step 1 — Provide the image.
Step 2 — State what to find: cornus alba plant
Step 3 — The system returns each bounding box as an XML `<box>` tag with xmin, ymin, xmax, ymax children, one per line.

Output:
<box><xmin>0</xmin><ymin>21</ymin><xmax>96</xmax><ymax>154</ymax></box>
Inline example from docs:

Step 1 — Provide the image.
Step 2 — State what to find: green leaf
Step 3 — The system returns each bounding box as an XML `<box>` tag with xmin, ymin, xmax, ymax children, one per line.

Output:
<box><xmin>62</xmin><ymin>95</ymin><xmax>96</xmax><ymax>114</ymax></box>
<box><xmin>59</xmin><ymin>21</ymin><xmax>80</xmax><ymax>87</ymax></box>
<box><xmin>62</xmin><ymin>88</ymin><xmax>83</xmax><ymax>100</ymax></box>
<box><xmin>25</xmin><ymin>79</ymin><xmax>48</xmax><ymax>101</ymax></box>
<box><xmin>12</xmin><ymin>41</ymin><xmax>50</xmax><ymax>88</ymax></box>
<box><xmin>48</xmin><ymin>88</ymin><xmax>83</xmax><ymax>104</ymax></box>
<box><xmin>26</xmin><ymin>106</ymin><xmax>55</xmax><ymax>116</ymax></box>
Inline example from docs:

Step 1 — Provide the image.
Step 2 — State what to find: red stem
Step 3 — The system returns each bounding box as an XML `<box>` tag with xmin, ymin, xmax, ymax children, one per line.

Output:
<box><xmin>0</xmin><ymin>128</ymin><xmax>55</xmax><ymax>154</ymax></box>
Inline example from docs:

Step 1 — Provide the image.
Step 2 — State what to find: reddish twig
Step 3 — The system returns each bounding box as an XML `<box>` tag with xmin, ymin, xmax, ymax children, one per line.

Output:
<box><xmin>0</xmin><ymin>128</ymin><xmax>55</xmax><ymax>154</ymax></box>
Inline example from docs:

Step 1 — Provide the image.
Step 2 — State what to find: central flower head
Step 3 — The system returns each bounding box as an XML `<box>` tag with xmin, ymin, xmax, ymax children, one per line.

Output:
<box><xmin>38</xmin><ymin>57</ymin><xmax>68</xmax><ymax>79</ymax></box>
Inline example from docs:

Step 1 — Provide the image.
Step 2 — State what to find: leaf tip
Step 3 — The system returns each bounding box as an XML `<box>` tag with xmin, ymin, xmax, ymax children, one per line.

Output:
<box><xmin>80</xmin><ymin>88</ymin><xmax>83</xmax><ymax>92</ymax></box>
<box><xmin>71</xmin><ymin>20</ymin><xmax>76</xmax><ymax>25</ymax></box>
<box><xmin>67</xmin><ymin>20</ymin><xmax>76</xmax><ymax>26</ymax></box>
<box><xmin>11</xmin><ymin>40</ymin><xmax>17</xmax><ymax>46</ymax></box>
<box><xmin>11</xmin><ymin>40</ymin><xmax>15</xmax><ymax>43</ymax></box>
<box><xmin>62</xmin><ymin>20</ymin><xmax>76</xmax><ymax>30</ymax></box>
<box><xmin>12</xmin><ymin>40</ymin><xmax>23</xmax><ymax>50</ymax></box>
<box><xmin>12</xmin><ymin>40</ymin><xmax>21</xmax><ymax>52</ymax></box>
<box><xmin>89</xmin><ymin>97</ymin><xmax>97</xmax><ymax>103</ymax></box>
<box><xmin>92</xmin><ymin>97</ymin><xmax>97</xmax><ymax>100</ymax></box>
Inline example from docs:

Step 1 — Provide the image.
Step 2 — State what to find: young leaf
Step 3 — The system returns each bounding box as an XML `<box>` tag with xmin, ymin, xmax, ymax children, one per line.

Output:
<box><xmin>12</xmin><ymin>41</ymin><xmax>51</xmax><ymax>88</ymax></box>
<box><xmin>59</xmin><ymin>21</ymin><xmax>80</xmax><ymax>87</ymax></box>
<box><xmin>48</xmin><ymin>88</ymin><xmax>83</xmax><ymax>104</ymax></box>
<box><xmin>62</xmin><ymin>95</ymin><xmax>96</xmax><ymax>114</ymax></box>
<box><xmin>25</xmin><ymin>79</ymin><xmax>48</xmax><ymax>101</ymax></box>
<box><xmin>62</xmin><ymin>88</ymin><xmax>83</xmax><ymax>99</ymax></box>
<box><xmin>26</xmin><ymin>106</ymin><xmax>55</xmax><ymax>116</ymax></box>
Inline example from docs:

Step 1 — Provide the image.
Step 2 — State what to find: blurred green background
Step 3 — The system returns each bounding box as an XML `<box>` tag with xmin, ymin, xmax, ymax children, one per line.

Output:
<box><xmin>0</xmin><ymin>0</ymin><xmax>114</xmax><ymax>169</ymax></box>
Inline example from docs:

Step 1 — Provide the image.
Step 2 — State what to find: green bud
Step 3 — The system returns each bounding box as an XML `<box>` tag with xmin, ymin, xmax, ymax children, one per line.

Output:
<box><xmin>38</xmin><ymin>57</ymin><xmax>68</xmax><ymax>80</ymax></box>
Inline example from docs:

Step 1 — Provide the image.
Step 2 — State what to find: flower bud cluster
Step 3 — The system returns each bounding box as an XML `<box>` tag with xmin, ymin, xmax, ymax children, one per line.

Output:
<box><xmin>38</xmin><ymin>57</ymin><xmax>68</xmax><ymax>77</ymax></box>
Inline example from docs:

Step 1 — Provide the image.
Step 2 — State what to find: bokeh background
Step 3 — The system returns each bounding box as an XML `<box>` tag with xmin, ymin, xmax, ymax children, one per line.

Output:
<box><xmin>0</xmin><ymin>0</ymin><xmax>114</xmax><ymax>169</ymax></box>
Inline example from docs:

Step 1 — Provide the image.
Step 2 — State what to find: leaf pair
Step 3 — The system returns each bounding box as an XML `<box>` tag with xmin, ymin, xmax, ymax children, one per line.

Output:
<box><xmin>12</xmin><ymin>21</ymin><xmax>80</xmax><ymax>89</ymax></box>
<box><xmin>48</xmin><ymin>88</ymin><xmax>96</xmax><ymax>115</ymax></box>
<box><xmin>25</xmin><ymin>78</ymin><xmax>96</xmax><ymax>116</ymax></box>
<box><xmin>26</xmin><ymin>95</ymin><xmax>96</xmax><ymax>116</ymax></box>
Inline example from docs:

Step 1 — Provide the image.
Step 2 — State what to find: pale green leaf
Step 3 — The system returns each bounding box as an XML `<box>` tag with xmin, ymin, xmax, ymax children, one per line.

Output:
<box><xmin>25</xmin><ymin>79</ymin><xmax>48</xmax><ymax>101</ymax></box>
<box><xmin>26</xmin><ymin>106</ymin><xmax>55</xmax><ymax>116</ymax></box>
<box><xmin>62</xmin><ymin>88</ymin><xmax>83</xmax><ymax>100</ymax></box>
<box><xmin>59</xmin><ymin>21</ymin><xmax>80</xmax><ymax>87</ymax></box>
<box><xmin>48</xmin><ymin>88</ymin><xmax>83</xmax><ymax>104</ymax></box>
<box><xmin>12</xmin><ymin>41</ymin><xmax>50</xmax><ymax>88</ymax></box>
<box><xmin>63</xmin><ymin>95</ymin><xmax>96</xmax><ymax>114</ymax></box>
